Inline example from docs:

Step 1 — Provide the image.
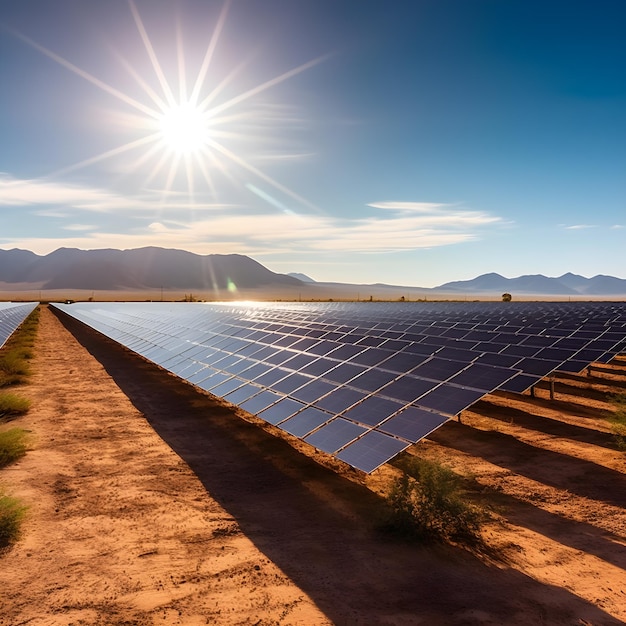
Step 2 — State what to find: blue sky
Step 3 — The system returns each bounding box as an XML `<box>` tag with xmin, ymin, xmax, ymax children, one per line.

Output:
<box><xmin>0</xmin><ymin>0</ymin><xmax>624</xmax><ymax>287</ymax></box>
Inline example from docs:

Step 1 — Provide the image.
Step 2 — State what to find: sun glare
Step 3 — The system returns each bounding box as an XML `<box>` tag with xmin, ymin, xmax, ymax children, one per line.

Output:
<box><xmin>11</xmin><ymin>0</ymin><xmax>326</xmax><ymax>209</ymax></box>
<box><xmin>158</xmin><ymin>103</ymin><xmax>210</xmax><ymax>154</ymax></box>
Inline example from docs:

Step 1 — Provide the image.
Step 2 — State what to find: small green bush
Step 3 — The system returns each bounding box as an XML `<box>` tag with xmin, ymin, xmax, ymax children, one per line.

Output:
<box><xmin>0</xmin><ymin>428</ymin><xmax>29</xmax><ymax>467</ymax></box>
<box><xmin>0</xmin><ymin>393</ymin><xmax>31</xmax><ymax>419</ymax></box>
<box><xmin>0</xmin><ymin>351</ymin><xmax>31</xmax><ymax>377</ymax></box>
<box><xmin>382</xmin><ymin>456</ymin><xmax>487</xmax><ymax>543</ymax></box>
<box><xmin>0</xmin><ymin>490</ymin><xmax>27</xmax><ymax>547</ymax></box>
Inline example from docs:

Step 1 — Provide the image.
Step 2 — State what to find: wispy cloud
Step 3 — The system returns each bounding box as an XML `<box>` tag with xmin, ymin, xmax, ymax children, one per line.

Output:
<box><xmin>563</xmin><ymin>224</ymin><xmax>597</xmax><ymax>230</ymax></box>
<box><xmin>0</xmin><ymin>175</ymin><xmax>124</xmax><ymax>210</ymax></box>
<box><xmin>368</xmin><ymin>201</ymin><xmax>450</xmax><ymax>212</ymax></box>
<box><xmin>0</xmin><ymin>171</ymin><xmax>503</xmax><ymax>255</ymax></box>
<box><xmin>63</xmin><ymin>224</ymin><xmax>97</xmax><ymax>231</ymax></box>
<box><xmin>1</xmin><ymin>196</ymin><xmax>504</xmax><ymax>257</ymax></box>
<box><xmin>0</xmin><ymin>174</ymin><xmax>228</xmax><ymax>213</ymax></box>
<box><xmin>34</xmin><ymin>209</ymin><xmax>71</xmax><ymax>218</ymax></box>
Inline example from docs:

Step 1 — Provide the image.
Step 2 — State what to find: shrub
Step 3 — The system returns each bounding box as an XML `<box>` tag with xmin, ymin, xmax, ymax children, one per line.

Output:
<box><xmin>382</xmin><ymin>456</ymin><xmax>487</xmax><ymax>543</ymax></box>
<box><xmin>0</xmin><ymin>393</ymin><xmax>31</xmax><ymax>420</ymax></box>
<box><xmin>0</xmin><ymin>490</ymin><xmax>27</xmax><ymax>547</ymax></box>
<box><xmin>0</xmin><ymin>428</ymin><xmax>29</xmax><ymax>467</ymax></box>
<box><xmin>0</xmin><ymin>351</ymin><xmax>31</xmax><ymax>377</ymax></box>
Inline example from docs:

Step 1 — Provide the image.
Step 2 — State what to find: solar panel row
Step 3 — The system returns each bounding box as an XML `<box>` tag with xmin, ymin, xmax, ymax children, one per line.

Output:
<box><xmin>52</xmin><ymin>301</ymin><xmax>626</xmax><ymax>473</ymax></box>
<box><xmin>0</xmin><ymin>303</ymin><xmax>38</xmax><ymax>350</ymax></box>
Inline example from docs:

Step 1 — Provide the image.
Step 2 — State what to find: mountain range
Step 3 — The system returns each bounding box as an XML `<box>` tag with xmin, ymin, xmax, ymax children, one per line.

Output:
<box><xmin>0</xmin><ymin>247</ymin><xmax>301</xmax><ymax>291</ymax></box>
<box><xmin>436</xmin><ymin>272</ymin><xmax>626</xmax><ymax>296</ymax></box>
<box><xmin>1</xmin><ymin>247</ymin><xmax>625</xmax><ymax>296</ymax></box>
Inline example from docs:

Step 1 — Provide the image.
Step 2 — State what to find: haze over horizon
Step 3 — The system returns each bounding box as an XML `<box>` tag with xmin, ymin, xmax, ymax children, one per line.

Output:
<box><xmin>1</xmin><ymin>0</ymin><xmax>624</xmax><ymax>288</ymax></box>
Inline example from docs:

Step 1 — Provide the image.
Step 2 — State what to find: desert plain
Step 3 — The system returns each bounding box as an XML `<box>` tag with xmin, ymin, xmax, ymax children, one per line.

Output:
<box><xmin>0</xmin><ymin>304</ymin><xmax>625</xmax><ymax>625</ymax></box>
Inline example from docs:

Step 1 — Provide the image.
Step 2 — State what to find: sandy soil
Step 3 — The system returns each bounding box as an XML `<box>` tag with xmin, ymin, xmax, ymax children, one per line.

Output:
<box><xmin>4</xmin><ymin>285</ymin><xmax>618</xmax><ymax>304</ymax></box>
<box><xmin>0</xmin><ymin>305</ymin><xmax>625</xmax><ymax>625</ymax></box>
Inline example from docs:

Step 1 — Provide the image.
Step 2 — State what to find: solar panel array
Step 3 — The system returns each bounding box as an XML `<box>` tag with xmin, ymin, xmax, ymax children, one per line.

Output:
<box><xmin>52</xmin><ymin>301</ymin><xmax>626</xmax><ymax>472</ymax></box>
<box><xmin>0</xmin><ymin>302</ymin><xmax>38</xmax><ymax>350</ymax></box>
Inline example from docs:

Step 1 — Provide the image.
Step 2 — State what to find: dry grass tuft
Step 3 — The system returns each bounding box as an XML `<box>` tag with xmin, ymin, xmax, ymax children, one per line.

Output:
<box><xmin>0</xmin><ymin>427</ymin><xmax>30</xmax><ymax>467</ymax></box>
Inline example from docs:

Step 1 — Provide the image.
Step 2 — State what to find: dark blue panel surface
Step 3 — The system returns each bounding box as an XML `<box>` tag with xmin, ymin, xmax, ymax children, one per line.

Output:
<box><xmin>379</xmin><ymin>407</ymin><xmax>450</xmax><ymax>442</ymax></box>
<box><xmin>240</xmin><ymin>390</ymin><xmax>282</xmax><ymax>414</ymax></box>
<box><xmin>381</xmin><ymin>376</ymin><xmax>437</xmax><ymax>403</ymax></box>
<box><xmin>304</xmin><ymin>418</ymin><xmax>368</xmax><ymax>454</ymax></box>
<box><xmin>349</xmin><ymin>368</ymin><xmax>398</xmax><ymax>392</ymax></box>
<box><xmin>317</xmin><ymin>388</ymin><xmax>367</xmax><ymax>413</ymax></box>
<box><xmin>52</xmin><ymin>300</ymin><xmax>626</xmax><ymax>474</ymax></box>
<box><xmin>337</xmin><ymin>431</ymin><xmax>409</xmax><ymax>473</ymax></box>
<box><xmin>342</xmin><ymin>396</ymin><xmax>404</xmax><ymax>427</ymax></box>
<box><xmin>417</xmin><ymin>385</ymin><xmax>486</xmax><ymax>416</ymax></box>
<box><xmin>411</xmin><ymin>358</ymin><xmax>467</xmax><ymax>382</ymax></box>
<box><xmin>280</xmin><ymin>407</ymin><xmax>332</xmax><ymax>437</ymax></box>
<box><xmin>448</xmin><ymin>363</ymin><xmax>514</xmax><ymax>391</ymax></box>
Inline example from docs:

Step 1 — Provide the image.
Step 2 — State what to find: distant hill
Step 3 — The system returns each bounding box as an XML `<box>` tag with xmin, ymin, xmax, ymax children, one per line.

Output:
<box><xmin>287</xmin><ymin>272</ymin><xmax>316</xmax><ymax>283</ymax></box>
<box><xmin>1</xmin><ymin>246</ymin><xmax>625</xmax><ymax>297</ymax></box>
<box><xmin>436</xmin><ymin>272</ymin><xmax>626</xmax><ymax>295</ymax></box>
<box><xmin>0</xmin><ymin>247</ymin><xmax>302</xmax><ymax>291</ymax></box>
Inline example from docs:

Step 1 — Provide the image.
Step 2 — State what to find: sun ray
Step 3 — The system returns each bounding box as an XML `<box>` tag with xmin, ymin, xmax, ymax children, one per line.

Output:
<box><xmin>143</xmin><ymin>150</ymin><xmax>172</xmax><ymax>189</ymax></box>
<box><xmin>128</xmin><ymin>140</ymin><xmax>166</xmax><ymax>176</ymax></box>
<box><xmin>9</xmin><ymin>28</ymin><xmax>161</xmax><ymax>119</ymax></box>
<box><xmin>9</xmin><ymin>0</ymin><xmax>326</xmax><ymax>213</ymax></box>
<box><xmin>204</xmin><ymin>54</ymin><xmax>331</xmax><ymax>118</ymax></box>
<box><xmin>184</xmin><ymin>153</ymin><xmax>194</xmax><ymax>202</ymax></box>
<box><xmin>196</xmin><ymin>56</ymin><xmax>252</xmax><ymax>112</ymax></box>
<box><xmin>112</xmin><ymin>50</ymin><xmax>169</xmax><ymax>112</ymax></box>
<box><xmin>207</xmin><ymin>138</ymin><xmax>320</xmax><ymax>213</ymax></box>
<box><xmin>194</xmin><ymin>152</ymin><xmax>218</xmax><ymax>200</ymax></box>
<box><xmin>163</xmin><ymin>152</ymin><xmax>182</xmax><ymax>201</ymax></box>
<box><xmin>49</xmin><ymin>133</ymin><xmax>162</xmax><ymax>177</ymax></box>
<box><xmin>189</xmin><ymin>0</ymin><xmax>231</xmax><ymax>106</ymax></box>
<box><xmin>176</xmin><ymin>17</ymin><xmax>187</xmax><ymax>103</ymax></box>
<box><xmin>128</xmin><ymin>0</ymin><xmax>176</xmax><ymax>108</ymax></box>
<box><xmin>205</xmin><ymin>110</ymin><xmax>260</xmax><ymax>128</ymax></box>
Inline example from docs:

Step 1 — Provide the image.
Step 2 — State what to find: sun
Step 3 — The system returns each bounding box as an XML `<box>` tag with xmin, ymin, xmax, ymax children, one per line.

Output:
<box><xmin>158</xmin><ymin>102</ymin><xmax>210</xmax><ymax>155</ymax></box>
<box><xmin>10</xmin><ymin>0</ymin><xmax>326</xmax><ymax>209</ymax></box>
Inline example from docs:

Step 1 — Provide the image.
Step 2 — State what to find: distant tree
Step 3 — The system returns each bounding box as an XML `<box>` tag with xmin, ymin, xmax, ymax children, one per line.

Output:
<box><xmin>502</xmin><ymin>293</ymin><xmax>512</xmax><ymax>302</ymax></box>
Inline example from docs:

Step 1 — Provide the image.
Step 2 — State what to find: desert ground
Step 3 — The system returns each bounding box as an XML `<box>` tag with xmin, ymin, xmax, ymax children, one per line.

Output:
<box><xmin>0</xmin><ymin>305</ymin><xmax>625</xmax><ymax>625</ymax></box>
<box><xmin>3</xmin><ymin>284</ymin><xmax>621</xmax><ymax>304</ymax></box>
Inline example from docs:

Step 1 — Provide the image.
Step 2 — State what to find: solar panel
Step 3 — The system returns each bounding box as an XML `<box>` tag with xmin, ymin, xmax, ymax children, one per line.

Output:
<box><xmin>342</xmin><ymin>396</ymin><xmax>404</xmax><ymax>427</ymax></box>
<box><xmin>259</xmin><ymin>397</ymin><xmax>306</xmax><ymax>424</ymax></box>
<box><xmin>279</xmin><ymin>406</ymin><xmax>332</xmax><ymax>437</ymax></box>
<box><xmin>0</xmin><ymin>303</ymin><xmax>38</xmax><ymax>350</ymax></box>
<box><xmin>378</xmin><ymin>407</ymin><xmax>449</xmax><ymax>443</ymax></box>
<box><xmin>336</xmin><ymin>430</ymin><xmax>410</xmax><ymax>473</ymax></box>
<box><xmin>52</xmin><ymin>300</ymin><xmax>626</xmax><ymax>473</ymax></box>
<box><xmin>240</xmin><ymin>389</ymin><xmax>282</xmax><ymax>413</ymax></box>
<box><xmin>304</xmin><ymin>418</ymin><xmax>368</xmax><ymax>454</ymax></box>
<box><xmin>417</xmin><ymin>384</ymin><xmax>486</xmax><ymax>416</ymax></box>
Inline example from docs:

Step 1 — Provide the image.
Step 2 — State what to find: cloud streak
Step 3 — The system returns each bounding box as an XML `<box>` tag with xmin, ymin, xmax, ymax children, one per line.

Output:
<box><xmin>1</xmin><ymin>184</ymin><xmax>503</xmax><ymax>257</ymax></box>
<box><xmin>563</xmin><ymin>224</ymin><xmax>597</xmax><ymax>230</ymax></box>
<box><xmin>0</xmin><ymin>174</ymin><xmax>228</xmax><ymax>212</ymax></box>
<box><xmin>367</xmin><ymin>201</ymin><xmax>450</xmax><ymax>212</ymax></box>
